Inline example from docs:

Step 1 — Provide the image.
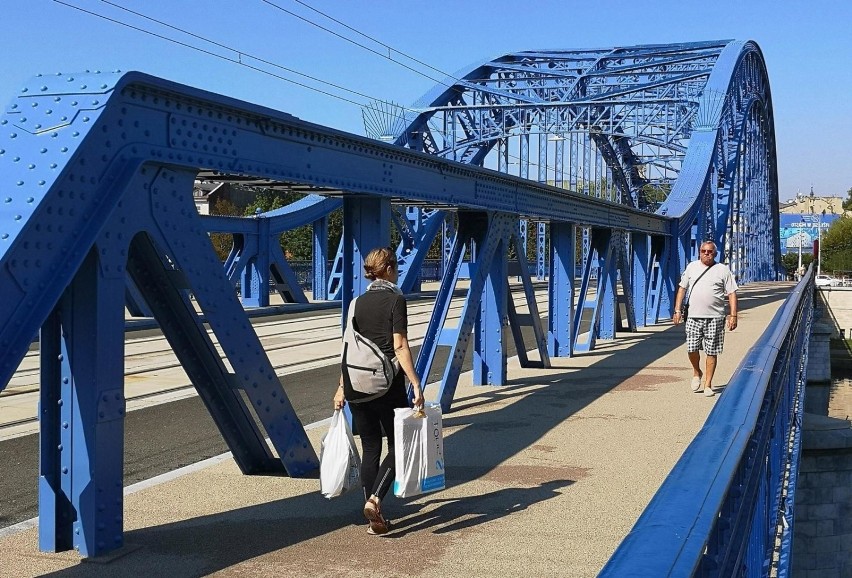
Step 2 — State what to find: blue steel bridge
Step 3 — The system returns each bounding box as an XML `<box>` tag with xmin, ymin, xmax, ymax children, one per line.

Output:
<box><xmin>0</xmin><ymin>39</ymin><xmax>812</xmax><ymax>576</ymax></box>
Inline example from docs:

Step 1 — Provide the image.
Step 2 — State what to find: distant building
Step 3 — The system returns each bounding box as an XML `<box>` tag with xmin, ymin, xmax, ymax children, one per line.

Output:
<box><xmin>779</xmin><ymin>195</ymin><xmax>845</xmax><ymax>216</ymax></box>
<box><xmin>193</xmin><ymin>181</ymin><xmax>232</xmax><ymax>215</ymax></box>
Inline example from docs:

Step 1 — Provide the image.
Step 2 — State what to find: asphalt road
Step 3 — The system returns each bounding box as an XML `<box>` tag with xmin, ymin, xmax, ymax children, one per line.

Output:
<box><xmin>0</xmin><ymin>306</ymin><xmax>542</xmax><ymax>529</ymax></box>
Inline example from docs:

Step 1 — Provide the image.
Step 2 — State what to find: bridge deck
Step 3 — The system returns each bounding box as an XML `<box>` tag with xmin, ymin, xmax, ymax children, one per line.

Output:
<box><xmin>0</xmin><ymin>281</ymin><xmax>793</xmax><ymax>577</ymax></box>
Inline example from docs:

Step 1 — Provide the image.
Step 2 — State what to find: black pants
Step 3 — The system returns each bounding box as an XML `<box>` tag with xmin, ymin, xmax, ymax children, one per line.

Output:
<box><xmin>349</xmin><ymin>375</ymin><xmax>408</xmax><ymax>502</ymax></box>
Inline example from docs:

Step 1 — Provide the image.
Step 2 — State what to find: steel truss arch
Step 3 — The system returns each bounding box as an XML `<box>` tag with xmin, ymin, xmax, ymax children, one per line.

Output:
<box><xmin>660</xmin><ymin>40</ymin><xmax>779</xmax><ymax>280</ymax></box>
<box><xmin>371</xmin><ymin>40</ymin><xmax>780</xmax><ymax>331</ymax></box>
<box><xmin>378</xmin><ymin>41</ymin><xmax>778</xmax><ymax>267</ymax></box>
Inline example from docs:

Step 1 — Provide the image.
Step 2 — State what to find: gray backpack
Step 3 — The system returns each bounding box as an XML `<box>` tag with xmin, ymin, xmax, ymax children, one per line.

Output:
<box><xmin>341</xmin><ymin>297</ymin><xmax>400</xmax><ymax>403</ymax></box>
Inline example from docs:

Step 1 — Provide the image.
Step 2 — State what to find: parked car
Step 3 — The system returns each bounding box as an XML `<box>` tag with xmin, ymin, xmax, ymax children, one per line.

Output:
<box><xmin>815</xmin><ymin>274</ymin><xmax>840</xmax><ymax>287</ymax></box>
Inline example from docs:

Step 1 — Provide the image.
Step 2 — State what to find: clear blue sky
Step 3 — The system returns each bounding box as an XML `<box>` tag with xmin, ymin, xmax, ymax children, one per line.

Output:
<box><xmin>2</xmin><ymin>0</ymin><xmax>850</xmax><ymax>200</ymax></box>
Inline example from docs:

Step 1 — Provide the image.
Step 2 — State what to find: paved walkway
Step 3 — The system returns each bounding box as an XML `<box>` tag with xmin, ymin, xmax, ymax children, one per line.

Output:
<box><xmin>0</xmin><ymin>282</ymin><xmax>794</xmax><ymax>577</ymax></box>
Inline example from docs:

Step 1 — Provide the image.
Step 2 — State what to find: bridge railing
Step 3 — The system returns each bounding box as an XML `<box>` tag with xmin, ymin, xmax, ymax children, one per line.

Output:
<box><xmin>600</xmin><ymin>269</ymin><xmax>814</xmax><ymax>577</ymax></box>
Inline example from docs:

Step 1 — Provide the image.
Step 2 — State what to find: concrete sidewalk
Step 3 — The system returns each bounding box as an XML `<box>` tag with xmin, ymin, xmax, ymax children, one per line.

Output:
<box><xmin>0</xmin><ymin>282</ymin><xmax>793</xmax><ymax>577</ymax></box>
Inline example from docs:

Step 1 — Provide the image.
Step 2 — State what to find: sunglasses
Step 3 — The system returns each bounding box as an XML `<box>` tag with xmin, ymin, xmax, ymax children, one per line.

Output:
<box><xmin>700</xmin><ymin>249</ymin><xmax>715</xmax><ymax>254</ymax></box>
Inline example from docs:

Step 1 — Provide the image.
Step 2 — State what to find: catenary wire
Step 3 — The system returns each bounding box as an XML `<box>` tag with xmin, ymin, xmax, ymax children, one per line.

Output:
<box><xmin>52</xmin><ymin>0</ymin><xmax>423</xmax><ymax>113</ymax></box>
<box><xmin>262</xmin><ymin>0</ymin><xmax>462</xmax><ymax>89</ymax></box>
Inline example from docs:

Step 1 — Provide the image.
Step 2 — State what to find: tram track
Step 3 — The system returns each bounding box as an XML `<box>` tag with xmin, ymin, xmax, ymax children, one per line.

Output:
<box><xmin>1</xmin><ymin>286</ymin><xmax>549</xmax><ymax>430</ymax></box>
<box><xmin>2</xmin><ymin>296</ymin><xmax>473</xmax><ymax>394</ymax></box>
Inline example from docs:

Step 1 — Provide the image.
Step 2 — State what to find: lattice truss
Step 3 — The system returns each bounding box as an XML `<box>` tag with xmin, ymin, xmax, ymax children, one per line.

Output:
<box><xmin>365</xmin><ymin>41</ymin><xmax>722</xmax><ymax>209</ymax></box>
<box><xmin>364</xmin><ymin>39</ymin><xmax>780</xmax><ymax>280</ymax></box>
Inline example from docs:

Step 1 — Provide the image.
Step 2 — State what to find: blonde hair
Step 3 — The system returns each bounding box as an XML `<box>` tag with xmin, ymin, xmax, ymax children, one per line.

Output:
<box><xmin>363</xmin><ymin>247</ymin><xmax>397</xmax><ymax>280</ymax></box>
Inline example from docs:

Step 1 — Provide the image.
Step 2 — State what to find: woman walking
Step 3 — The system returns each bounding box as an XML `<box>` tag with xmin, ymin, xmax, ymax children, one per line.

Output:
<box><xmin>333</xmin><ymin>247</ymin><xmax>424</xmax><ymax>535</ymax></box>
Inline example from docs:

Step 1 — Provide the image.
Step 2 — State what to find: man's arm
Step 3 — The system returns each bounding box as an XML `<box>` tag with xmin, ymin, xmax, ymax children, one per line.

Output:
<box><xmin>727</xmin><ymin>291</ymin><xmax>738</xmax><ymax>331</ymax></box>
<box><xmin>673</xmin><ymin>286</ymin><xmax>687</xmax><ymax>324</ymax></box>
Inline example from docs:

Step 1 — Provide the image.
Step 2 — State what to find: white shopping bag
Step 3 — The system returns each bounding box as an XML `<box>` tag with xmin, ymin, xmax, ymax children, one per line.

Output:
<box><xmin>319</xmin><ymin>409</ymin><xmax>361</xmax><ymax>499</ymax></box>
<box><xmin>393</xmin><ymin>404</ymin><xmax>445</xmax><ymax>498</ymax></box>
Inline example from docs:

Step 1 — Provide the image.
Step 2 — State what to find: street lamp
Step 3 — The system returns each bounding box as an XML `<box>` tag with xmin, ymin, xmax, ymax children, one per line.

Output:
<box><xmin>794</xmin><ymin>192</ymin><xmax>804</xmax><ymax>275</ymax></box>
<box><xmin>817</xmin><ymin>209</ymin><xmax>825</xmax><ymax>276</ymax></box>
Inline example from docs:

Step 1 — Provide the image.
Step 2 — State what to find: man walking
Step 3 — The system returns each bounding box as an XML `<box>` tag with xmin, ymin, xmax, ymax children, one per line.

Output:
<box><xmin>672</xmin><ymin>241</ymin><xmax>738</xmax><ymax>397</ymax></box>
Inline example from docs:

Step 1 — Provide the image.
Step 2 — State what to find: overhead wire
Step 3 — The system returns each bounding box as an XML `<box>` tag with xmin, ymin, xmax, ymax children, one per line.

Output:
<box><xmin>268</xmin><ymin>0</ymin><xmax>463</xmax><ymax>87</ymax></box>
<box><xmin>51</xmin><ymin>0</ymin><xmax>424</xmax><ymax>114</ymax></box>
<box><xmin>52</xmin><ymin>0</ymin><xmax>551</xmax><ymax>167</ymax></box>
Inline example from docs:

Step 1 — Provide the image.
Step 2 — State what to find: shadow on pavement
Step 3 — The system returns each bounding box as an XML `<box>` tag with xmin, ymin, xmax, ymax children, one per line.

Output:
<box><xmin>37</xmin><ymin>283</ymin><xmax>791</xmax><ymax>577</ymax></box>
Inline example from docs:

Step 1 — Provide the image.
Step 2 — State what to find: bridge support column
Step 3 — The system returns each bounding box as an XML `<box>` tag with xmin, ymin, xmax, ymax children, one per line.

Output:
<box><xmin>341</xmin><ymin>197</ymin><xmax>391</xmax><ymax>318</ymax></box>
<box><xmin>631</xmin><ymin>233</ymin><xmax>650</xmax><ymax>328</ymax></box>
<box><xmin>238</xmin><ymin>231</ymin><xmax>262</xmax><ymax>307</ymax></box>
<box><xmin>473</xmin><ymin>232</ymin><xmax>508</xmax><ymax>385</ymax></box>
<box><xmin>596</xmin><ymin>230</ymin><xmax>619</xmax><ymax>340</ymax></box>
<box><xmin>403</xmin><ymin>207</ymin><xmax>424</xmax><ymax>293</ymax></box>
<box><xmin>548</xmin><ymin>221</ymin><xmax>575</xmax><ymax>357</ymax></box>
<box><xmin>39</xmin><ymin>248</ymin><xmax>126</xmax><ymax>557</ymax></box>
<box><xmin>312</xmin><ymin>216</ymin><xmax>329</xmax><ymax>300</ymax></box>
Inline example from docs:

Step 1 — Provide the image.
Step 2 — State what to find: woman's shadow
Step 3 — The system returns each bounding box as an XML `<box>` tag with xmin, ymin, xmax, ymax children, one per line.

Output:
<box><xmin>388</xmin><ymin>478</ymin><xmax>574</xmax><ymax>537</ymax></box>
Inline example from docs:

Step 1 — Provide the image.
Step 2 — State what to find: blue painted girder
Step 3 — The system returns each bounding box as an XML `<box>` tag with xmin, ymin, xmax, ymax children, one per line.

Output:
<box><xmin>413</xmin><ymin>211</ymin><xmax>544</xmax><ymax>413</ymax></box>
<box><xmin>1</xmin><ymin>68</ymin><xmax>674</xmax><ymax>559</ymax></box>
<box><xmin>573</xmin><ymin>229</ymin><xmax>617</xmax><ymax>352</ymax></box>
<box><xmin>201</xmin><ymin>195</ymin><xmax>342</xmax><ymax>306</ymax></box>
<box><xmin>396</xmin><ymin>208</ymin><xmax>446</xmax><ymax>294</ymax></box>
<box><xmin>506</xmin><ymin>230</ymin><xmax>550</xmax><ymax>369</ymax></box>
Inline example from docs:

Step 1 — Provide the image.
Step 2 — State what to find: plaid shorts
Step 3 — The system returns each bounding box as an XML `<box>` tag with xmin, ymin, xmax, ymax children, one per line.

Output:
<box><xmin>685</xmin><ymin>317</ymin><xmax>726</xmax><ymax>355</ymax></box>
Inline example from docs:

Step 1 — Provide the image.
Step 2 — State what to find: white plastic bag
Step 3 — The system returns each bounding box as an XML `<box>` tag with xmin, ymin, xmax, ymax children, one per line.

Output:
<box><xmin>319</xmin><ymin>409</ymin><xmax>361</xmax><ymax>499</ymax></box>
<box><xmin>393</xmin><ymin>404</ymin><xmax>445</xmax><ymax>498</ymax></box>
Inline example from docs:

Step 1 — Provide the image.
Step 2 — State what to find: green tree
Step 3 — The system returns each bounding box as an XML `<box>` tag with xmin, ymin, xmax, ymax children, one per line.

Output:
<box><xmin>242</xmin><ymin>189</ymin><xmax>345</xmax><ymax>262</ymax></box>
<box><xmin>821</xmin><ymin>216</ymin><xmax>852</xmax><ymax>272</ymax></box>
<box><xmin>844</xmin><ymin>187</ymin><xmax>852</xmax><ymax>211</ymax></box>
<box><xmin>640</xmin><ymin>182</ymin><xmax>671</xmax><ymax>210</ymax></box>
<box><xmin>780</xmin><ymin>252</ymin><xmax>813</xmax><ymax>278</ymax></box>
<box><xmin>209</xmin><ymin>197</ymin><xmax>241</xmax><ymax>261</ymax></box>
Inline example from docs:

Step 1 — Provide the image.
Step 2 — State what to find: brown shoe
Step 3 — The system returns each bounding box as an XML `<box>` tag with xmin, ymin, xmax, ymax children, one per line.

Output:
<box><xmin>363</xmin><ymin>497</ymin><xmax>389</xmax><ymax>535</ymax></box>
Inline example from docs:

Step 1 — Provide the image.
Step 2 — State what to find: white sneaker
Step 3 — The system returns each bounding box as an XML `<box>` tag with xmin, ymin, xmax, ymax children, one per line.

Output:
<box><xmin>691</xmin><ymin>376</ymin><xmax>703</xmax><ymax>393</ymax></box>
<box><xmin>704</xmin><ymin>387</ymin><xmax>715</xmax><ymax>397</ymax></box>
